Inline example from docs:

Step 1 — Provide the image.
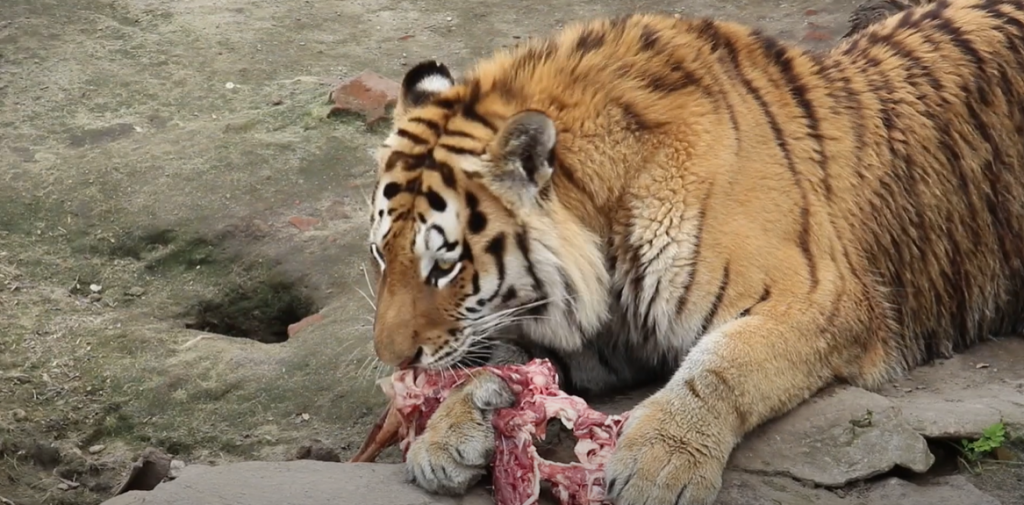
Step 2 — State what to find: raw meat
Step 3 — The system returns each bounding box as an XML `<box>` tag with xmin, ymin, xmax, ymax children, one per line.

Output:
<box><xmin>349</xmin><ymin>359</ymin><xmax>629</xmax><ymax>505</ymax></box>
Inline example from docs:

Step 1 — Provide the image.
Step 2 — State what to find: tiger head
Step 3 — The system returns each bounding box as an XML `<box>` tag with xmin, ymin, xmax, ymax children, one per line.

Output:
<box><xmin>367</xmin><ymin>60</ymin><xmax>563</xmax><ymax>370</ymax></box>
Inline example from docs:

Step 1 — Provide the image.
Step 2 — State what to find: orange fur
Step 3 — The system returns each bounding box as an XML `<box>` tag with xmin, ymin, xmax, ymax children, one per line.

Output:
<box><xmin>368</xmin><ymin>1</ymin><xmax>1024</xmax><ymax>503</ymax></box>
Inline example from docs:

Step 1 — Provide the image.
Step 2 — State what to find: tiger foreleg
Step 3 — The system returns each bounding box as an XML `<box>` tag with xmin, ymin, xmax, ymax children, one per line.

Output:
<box><xmin>604</xmin><ymin>307</ymin><xmax>839</xmax><ymax>505</ymax></box>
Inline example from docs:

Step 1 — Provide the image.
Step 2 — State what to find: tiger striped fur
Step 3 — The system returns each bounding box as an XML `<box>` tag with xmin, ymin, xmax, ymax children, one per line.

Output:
<box><xmin>366</xmin><ymin>1</ymin><xmax>1024</xmax><ymax>503</ymax></box>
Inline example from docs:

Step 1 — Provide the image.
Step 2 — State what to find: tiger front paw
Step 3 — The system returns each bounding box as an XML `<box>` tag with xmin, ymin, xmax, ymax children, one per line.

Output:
<box><xmin>405</xmin><ymin>371</ymin><xmax>515</xmax><ymax>495</ymax></box>
<box><xmin>604</xmin><ymin>392</ymin><xmax>733</xmax><ymax>505</ymax></box>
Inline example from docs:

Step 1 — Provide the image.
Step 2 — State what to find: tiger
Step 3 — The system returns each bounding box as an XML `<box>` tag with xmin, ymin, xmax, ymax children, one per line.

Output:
<box><xmin>843</xmin><ymin>0</ymin><xmax>933</xmax><ymax>38</ymax></box>
<box><xmin>365</xmin><ymin>0</ymin><xmax>1024</xmax><ymax>504</ymax></box>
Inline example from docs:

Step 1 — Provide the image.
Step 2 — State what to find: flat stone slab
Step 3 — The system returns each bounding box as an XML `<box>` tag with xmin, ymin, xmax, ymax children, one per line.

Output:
<box><xmin>882</xmin><ymin>337</ymin><xmax>1024</xmax><ymax>439</ymax></box>
<box><xmin>101</xmin><ymin>461</ymin><xmax>501</xmax><ymax>505</ymax></box>
<box><xmin>98</xmin><ymin>461</ymin><xmax>1000</xmax><ymax>505</ymax></box>
<box><xmin>730</xmin><ymin>386</ymin><xmax>935</xmax><ymax>487</ymax></box>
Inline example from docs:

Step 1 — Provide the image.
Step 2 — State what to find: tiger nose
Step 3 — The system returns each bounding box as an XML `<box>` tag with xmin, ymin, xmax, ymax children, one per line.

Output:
<box><xmin>373</xmin><ymin>326</ymin><xmax>423</xmax><ymax>368</ymax></box>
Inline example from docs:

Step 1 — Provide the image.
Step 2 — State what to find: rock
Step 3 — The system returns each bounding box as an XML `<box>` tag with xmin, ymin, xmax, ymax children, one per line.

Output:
<box><xmin>292</xmin><ymin>440</ymin><xmax>341</xmax><ymax>462</ymax></box>
<box><xmin>287</xmin><ymin>313</ymin><xmax>324</xmax><ymax>338</ymax></box>
<box><xmin>125</xmin><ymin>286</ymin><xmax>145</xmax><ymax>297</ymax></box>
<box><xmin>717</xmin><ymin>471</ymin><xmax>846</xmax><ymax>505</ymax></box>
<box><xmin>894</xmin><ymin>393</ymin><xmax>1008</xmax><ymax>439</ymax></box>
<box><xmin>327</xmin><ymin>70</ymin><xmax>400</xmax><ymax>127</ymax></box>
<box><xmin>99</xmin><ymin>461</ymin><xmax>504</xmax><ymax>505</ymax></box>
<box><xmin>730</xmin><ymin>386</ymin><xmax>934</xmax><ymax>487</ymax></box>
<box><xmin>851</xmin><ymin>475</ymin><xmax>1000</xmax><ymax>505</ymax></box>
<box><xmin>88</xmin><ymin>444</ymin><xmax>106</xmax><ymax>454</ymax></box>
<box><xmin>168</xmin><ymin>459</ymin><xmax>187</xmax><ymax>480</ymax></box>
<box><xmin>883</xmin><ymin>338</ymin><xmax>1024</xmax><ymax>439</ymax></box>
<box><xmin>288</xmin><ymin>216</ymin><xmax>320</xmax><ymax>232</ymax></box>
<box><xmin>112</xmin><ymin>447</ymin><xmax>173</xmax><ymax>495</ymax></box>
<box><xmin>95</xmin><ymin>461</ymin><xmax>1002</xmax><ymax>505</ymax></box>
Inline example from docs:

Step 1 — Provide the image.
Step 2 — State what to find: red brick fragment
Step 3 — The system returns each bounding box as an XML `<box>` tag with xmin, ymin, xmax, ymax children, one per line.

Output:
<box><xmin>802</xmin><ymin>30</ymin><xmax>833</xmax><ymax>42</ymax></box>
<box><xmin>328</xmin><ymin>70</ymin><xmax>400</xmax><ymax>127</ymax></box>
<box><xmin>288</xmin><ymin>216</ymin><xmax>320</xmax><ymax>232</ymax></box>
<box><xmin>287</xmin><ymin>313</ymin><xmax>324</xmax><ymax>338</ymax></box>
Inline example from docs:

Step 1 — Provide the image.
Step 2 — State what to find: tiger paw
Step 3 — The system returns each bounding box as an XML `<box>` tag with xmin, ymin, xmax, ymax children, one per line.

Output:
<box><xmin>405</xmin><ymin>371</ymin><xmax>515</xmax><ymax>495</ymax></box>
<box><xmin>604</xmin><ymin>393</ymin><xmax>731</xmax><ymax>505</ymax></box>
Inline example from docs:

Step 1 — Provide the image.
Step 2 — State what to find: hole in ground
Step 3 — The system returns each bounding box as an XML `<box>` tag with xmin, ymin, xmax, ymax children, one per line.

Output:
<box><xmin>183</xmin><ymin>277</ymin><xmax>320</xmax><ymax>344</ymax></box>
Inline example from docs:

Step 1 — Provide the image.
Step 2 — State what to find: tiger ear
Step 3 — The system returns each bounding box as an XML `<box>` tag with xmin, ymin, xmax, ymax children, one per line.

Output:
<box><xmin>396</xmin><ymin>60</ymin><xmax>455</xmax><ymax>118</ymax></box>
<box><xmin>488</xmin><ymin>110</ymin><xmax>557</xmax><ymax>206</ymax></box>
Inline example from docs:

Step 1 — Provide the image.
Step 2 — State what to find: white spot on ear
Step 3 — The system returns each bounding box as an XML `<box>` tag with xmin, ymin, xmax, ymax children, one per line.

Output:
<box><xmin>416</xmin><ymin>74</ymin><xmax>454</xmax><ymax>94</ymax></box>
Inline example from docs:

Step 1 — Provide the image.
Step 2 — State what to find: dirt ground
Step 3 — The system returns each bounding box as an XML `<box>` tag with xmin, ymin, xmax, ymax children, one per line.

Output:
<box><xmin>1</xmin><ymin>1</ymin><xmax>1021</xmax><ymax>504</ymax></box>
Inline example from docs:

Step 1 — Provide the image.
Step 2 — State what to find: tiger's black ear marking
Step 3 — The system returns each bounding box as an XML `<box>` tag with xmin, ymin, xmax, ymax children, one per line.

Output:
<box><xmin>401</xmin><ymin>60</ymin><xmax>455</xmax><ymax>109</ymax></box>
<box><xmin>490</xmin><ymin>110</ymin><xmax>557</xmax><ymax>205</ymax></box>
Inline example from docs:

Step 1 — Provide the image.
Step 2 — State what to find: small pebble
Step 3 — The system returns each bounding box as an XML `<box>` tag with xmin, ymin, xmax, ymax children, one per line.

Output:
<box><xmin>225</xmin><ymin>82</ymin><xmax>235</xmax><ymax>89</ymax></box>
<box><xmin>89</xmin><ymin>284</ymin><xmax>102</xmax><ymax>293</ymax></box>
<box><xmin>126</xmin><ymin>286</ymin><xmax>146</xmax><ymax>297</ymax></box>
<box><xmin>88</xmin><ymin>444</ymin><xmax>106</xmax><ymax>454</ymax></box>
<box><xmin>11</xmin><ymin>408</ymin><xmax>27</xmax><ymax>421</ymax></box>
<box><xmin>87</xmin><ymin>293</ymin><xmax>102</xmax><ymax>303</ymax></box>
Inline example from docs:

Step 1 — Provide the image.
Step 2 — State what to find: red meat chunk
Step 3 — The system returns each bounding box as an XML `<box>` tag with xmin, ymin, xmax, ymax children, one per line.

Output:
<box><xmin>353</xmin><ymin>359</ymin><xmax>629</xmax><ymax>505</ymax></box>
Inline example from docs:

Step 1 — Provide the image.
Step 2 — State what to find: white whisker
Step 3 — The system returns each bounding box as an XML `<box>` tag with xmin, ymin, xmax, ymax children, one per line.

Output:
<box><xmin>362</xmin><ymin>264</ymin><xmax>376</xmax><ymax>299</ymax></box>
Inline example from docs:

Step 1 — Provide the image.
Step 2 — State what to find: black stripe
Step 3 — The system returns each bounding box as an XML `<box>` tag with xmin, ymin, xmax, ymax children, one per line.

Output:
<box><xmin>460</xmin><ymin>81</ymin><xmax>498</xmax><ymax>132</ymax></box>
<box><xmin>443</xmin><ymin>129</ymin><xmax>477</xmax><ymax>140</ymax></box>
<box><xmin>433</xmin><ymin>97</ymin><xmax>459</xmax><ymax>110</ymax></box>
<box><xmin>575</xmin><ymin>27</ymin><xmax>606</xmax><ymax>55</ymax></box>
<box><xmin>409</xmin><ymin>116</ymin><xmax>442</xmax><ymax>136</ymax></box>
<box><xmin>739</xmin><ymin>286</ymin><xmax>771</xmax><ymax>317</ymax></box>
<box><xmin>437</xmin><ymin>144</ymin><xmax>482</xmax><ymax>157</ymax></box>
<box><xmin>482</xmin><ymin>233</ymin><xmax>508</xmax><ymax>303</ymax></box>
<box><xmin>620</xmin><ymin>100</ymin><xmax>656</xmax><ymax>131</ymax></box>
<box><xmin>675</xmin><ymin>192</ymin><xmax>711</xmax><ymax>317</ymax></box>
<box><xmin>696</xmin><ymin>24</ymin><xmax>816</xmax><ymax>289</ymax></box>
<box><xmin>432</xmin><ymin>162</ymin><xmax>458</xmax><ymax>189</ymax></box>
<box><xmin>934</xmin><ymin>11</ymin><xmax>985</xmax><ymax>71</ymax></box>
<box><xmin>515</xmin><ymin>231</ymin><xmax>548</xmax><ymax>315</ymax></box>
<box><xmin>642</xmin><ymin>63</ymin><xmax>699</xmax><ymax>94</ymax></box>
<box><xmin>639</xmin><ymin>26</ymin><xmax>661</xmax><ymax>51</ymax></box>
<box><xmin>697</xmin><ymin>264</ymin><xmax>730</xmax><ymax>335</ymax></box>
<box><xmin>394</xmin><ymin>129</ymin><xmax>426</xmax><ymax>150</ymax></box>
<box><xmin>384</xmin><ymin>151</ymin><xmax>425</xmax><ymax>172</ymax></box>
<box><xmin>755</xmin><ymin>31</ymin><xmax>832</xmax><ymax>200</ymax></box>
<box><xmin>638</xmin><ymin>240</ymin><xmax>675</xmax><ymax>331</ymax></box>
